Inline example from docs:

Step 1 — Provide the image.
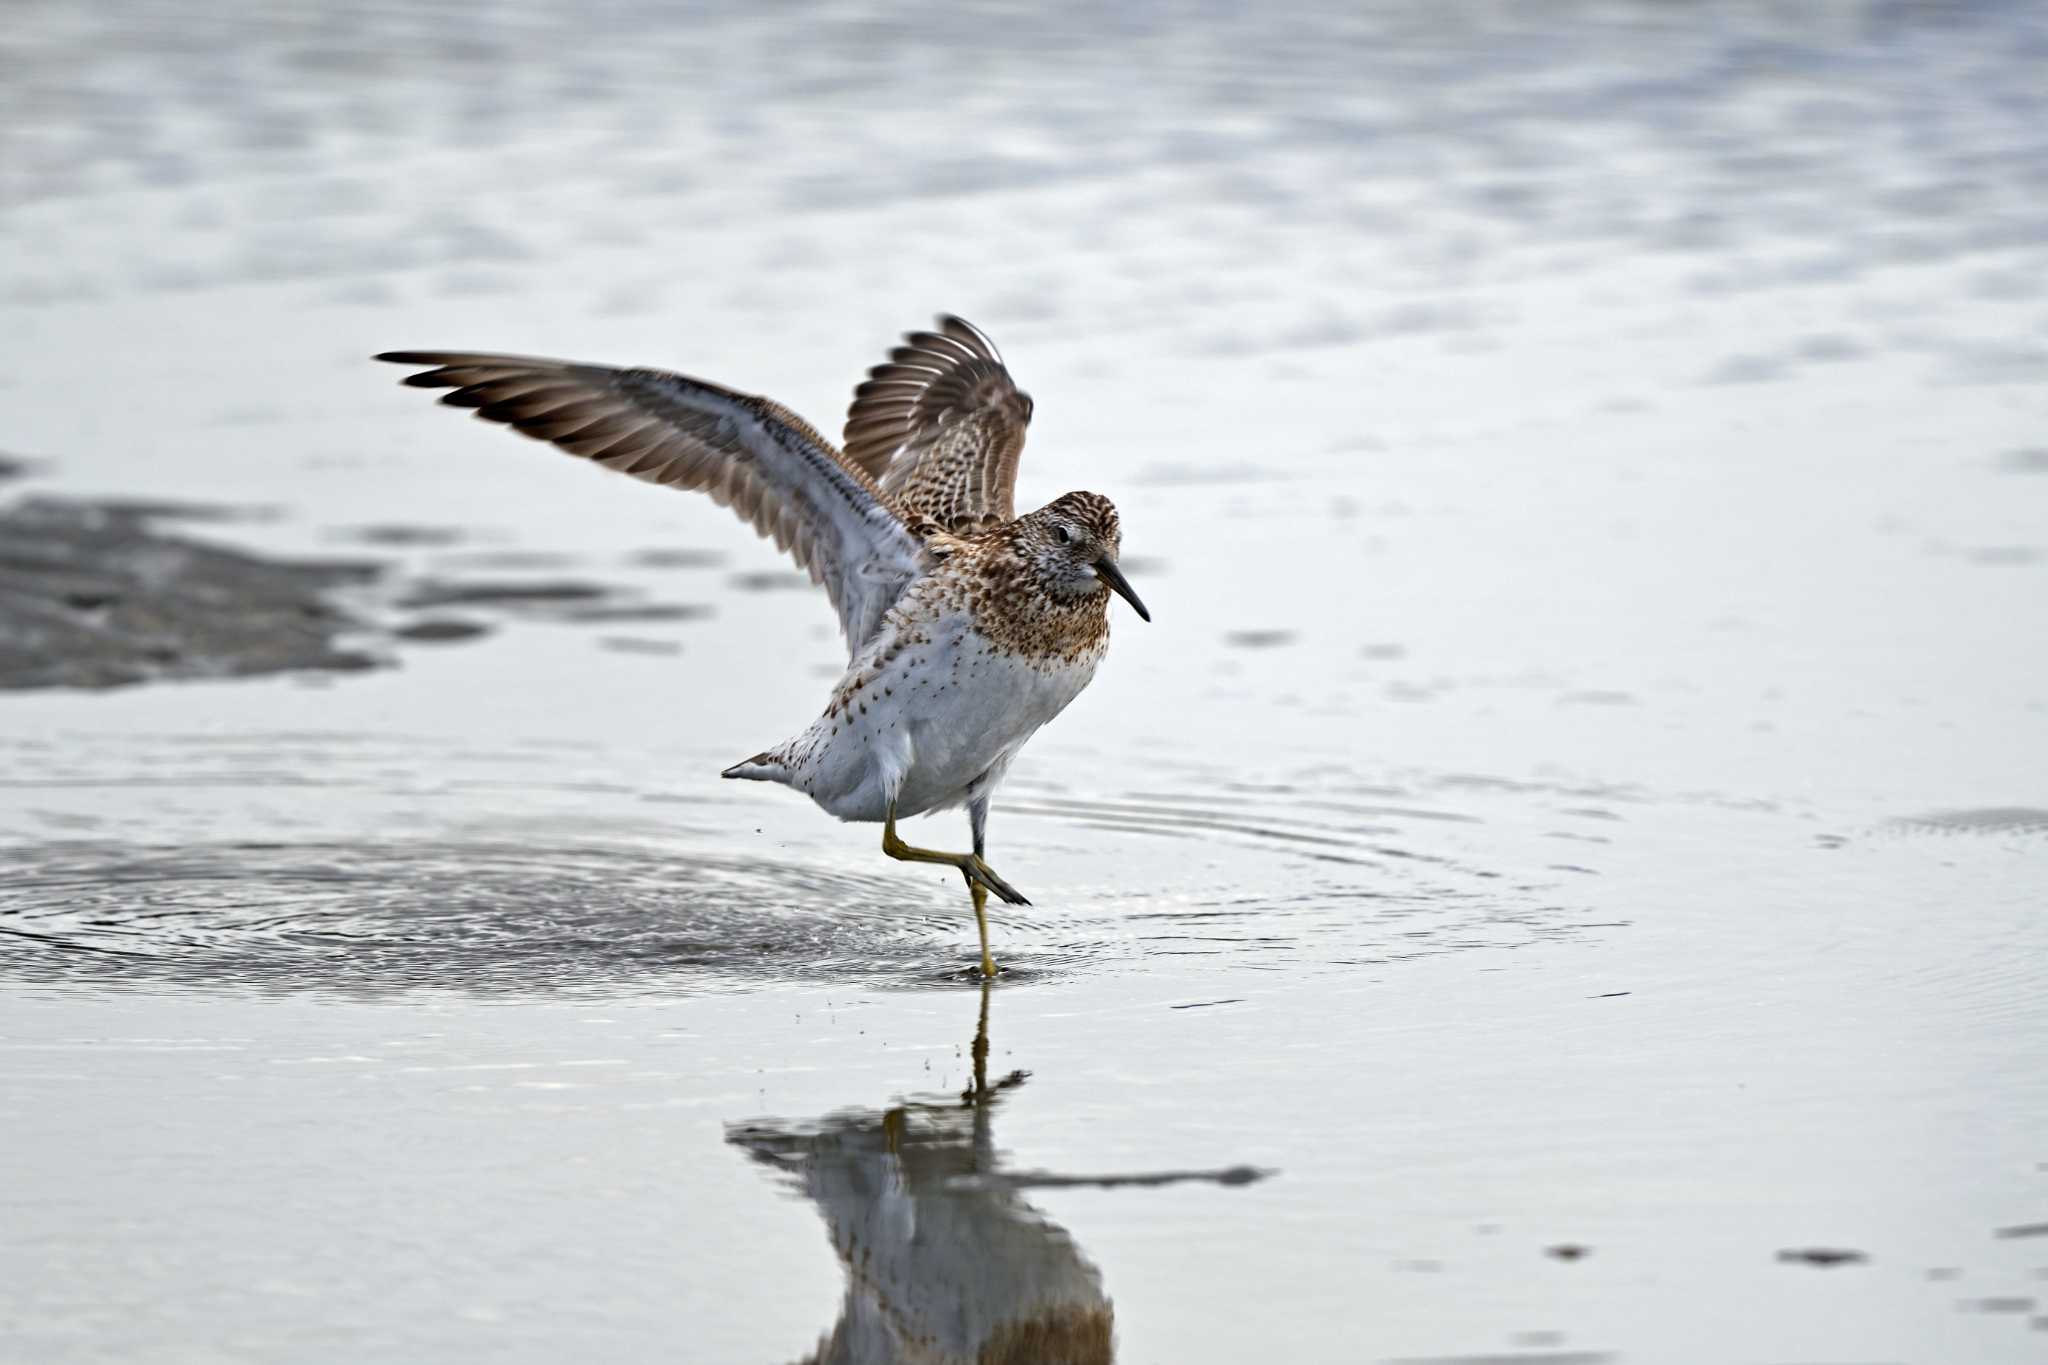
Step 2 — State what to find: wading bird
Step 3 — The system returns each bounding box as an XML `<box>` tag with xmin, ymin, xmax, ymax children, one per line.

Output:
<box><xmin>377</xmin><ymin>317</ymin><xmax>1147</xmax><ymax>977</ymax></box>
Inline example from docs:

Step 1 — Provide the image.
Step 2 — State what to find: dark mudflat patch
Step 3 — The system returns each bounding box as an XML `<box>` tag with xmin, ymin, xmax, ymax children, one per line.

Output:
<box><xmin>1776</xmin><ymin>1246</ymin><xmax>1868</xmax><ymax>1267</ymax></box>
<box><xmin>0</xmin><ymin>497</ymin><xmax>724</xmax><ymax>693</ymax></box>
<box><xmin>399</xmin><ymin>578</ymin><xmax>611</xmax><ymax>609</ymax></box>
<box><xmin>0</xmin><ymin>498</ymin><xmax>383</xmax><ymax>691</ymax></box>
<box><xmin>399</xmin><ymin>578</ymin><xmax>709</xmax><ymax>627</ymax></box>
<box><xmin>394</xmin><ymin>617</ymin><xmax>492</xmax><ymax>643</ymax></box>
<box><xmin>85</xmin><ymin>497</ymin><xmax>279</xmax><ymax>523</ymax></box>
<box><xmin>729</xmin><ymin>569</ymin><xmax>812</xmax><ymax>592</ymax></box>
<box><xmin>338</xmin><ymin>522</ymin><xmax>468</xmax><ymax>547</ymax></box>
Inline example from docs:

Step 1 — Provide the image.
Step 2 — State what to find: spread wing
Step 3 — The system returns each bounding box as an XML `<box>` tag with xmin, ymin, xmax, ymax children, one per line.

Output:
<box><xmin>376</xmin><ymin>351</ymin><xmax>925</xmax><ymax>654</ymax></box>
<box><xmin>841</xmin><ymin>315</ymin><xmax>1032</xmax><ymax>536</ymax></box>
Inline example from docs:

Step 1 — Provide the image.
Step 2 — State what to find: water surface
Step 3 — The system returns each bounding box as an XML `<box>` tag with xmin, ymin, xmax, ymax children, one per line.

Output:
<box><xmin>4</xmin><ymin>2</ymin><xmax>2047</xmax><ymax>1361</ymax></box>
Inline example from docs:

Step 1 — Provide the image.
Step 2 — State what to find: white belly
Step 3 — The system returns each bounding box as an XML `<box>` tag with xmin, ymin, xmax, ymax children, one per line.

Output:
<box><xmin>781</xmin><ymin>609</ymin><xmax>1102</xmax><ymax>822</ymax></box>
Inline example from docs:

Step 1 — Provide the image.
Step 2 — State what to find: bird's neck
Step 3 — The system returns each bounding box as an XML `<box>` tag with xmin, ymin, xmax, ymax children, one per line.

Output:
<box><xmin>952</xmin><ymin>542</ymin><xmax>1109</xmax><ymax>663</ymax></box>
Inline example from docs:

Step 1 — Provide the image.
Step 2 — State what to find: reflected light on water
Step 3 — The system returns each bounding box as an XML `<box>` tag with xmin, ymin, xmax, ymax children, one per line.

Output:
<box><xmin>728</xmin><ymin>981</ymin><xmax>1267</xmax><ymax>1363</ymax></box>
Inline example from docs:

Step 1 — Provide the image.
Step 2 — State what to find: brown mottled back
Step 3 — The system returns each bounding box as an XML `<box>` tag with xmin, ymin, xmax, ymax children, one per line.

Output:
<box><xmin>843</xmin><ymin>315</ymin><xmax>1033</xmax><ymax>536</ymax></box>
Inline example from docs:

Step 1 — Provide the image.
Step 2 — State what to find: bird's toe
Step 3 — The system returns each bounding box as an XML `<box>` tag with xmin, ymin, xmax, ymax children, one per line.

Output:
<box><xmin>962</xmin><ymin>856</ymin><xmax>1028</xmax><ymax>906</ymax></box>
<box><xmin>978</xmin><ymin>863</ymin><xmax>1031</xmax><ymax>907</ymax></box>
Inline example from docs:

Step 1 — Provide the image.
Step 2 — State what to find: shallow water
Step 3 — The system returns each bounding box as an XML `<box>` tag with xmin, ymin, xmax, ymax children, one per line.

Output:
<box><xmin>5</xmin><ymin>2</ymin><xmax>2048</xmax><ymax>1361</ymax></box>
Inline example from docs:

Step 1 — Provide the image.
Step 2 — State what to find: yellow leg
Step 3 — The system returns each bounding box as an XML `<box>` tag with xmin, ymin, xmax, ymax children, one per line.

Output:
<box><xmin>882</xmin><ymin>804</ymin><xmax>1025</xmax><ymax>977</ymax></box>
<box><xmin>970</xmin><ymin>881</ymin><xmax>996</xmax><ymax>979</ymax></box>
<box><xmin>881</xmin><ymin>805</ymin><xmax>1030</xmax><ymax>908</ymax></box>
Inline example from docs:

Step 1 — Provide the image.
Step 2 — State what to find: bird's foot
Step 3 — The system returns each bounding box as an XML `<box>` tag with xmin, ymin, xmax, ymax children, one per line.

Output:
<box><xmin>961</xmin><ymin>855</ymin><xmax>1030</xmax><ymax>907</ymax></box>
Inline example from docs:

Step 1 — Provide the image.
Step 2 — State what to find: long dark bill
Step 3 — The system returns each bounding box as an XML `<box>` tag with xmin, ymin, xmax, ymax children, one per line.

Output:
<box><xmin>1095</xmin><ymin>558</ymin><xmax>1150</xmax><ymax>622</ymax></box>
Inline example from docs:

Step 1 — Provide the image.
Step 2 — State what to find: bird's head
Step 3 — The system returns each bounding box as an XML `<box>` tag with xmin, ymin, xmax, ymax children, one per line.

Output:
<box><xmin>1021</xmin><ymin>491</ymin><xmax>1149</xmax><ymax>621</ymax></box>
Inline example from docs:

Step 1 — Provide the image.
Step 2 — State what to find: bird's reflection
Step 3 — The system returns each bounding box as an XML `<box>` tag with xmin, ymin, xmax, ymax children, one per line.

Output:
<box><xmin>727</xmin><ymin>982</ymin><xmax>1265</xmax><ymax>1365</ymax></box>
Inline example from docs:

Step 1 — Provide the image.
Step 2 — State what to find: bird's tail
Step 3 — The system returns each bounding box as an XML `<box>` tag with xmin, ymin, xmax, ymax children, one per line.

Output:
<box><xmin>720</xmin><ymin>749</ymin><xmax>790</xmax><ymax>783</ymax></box>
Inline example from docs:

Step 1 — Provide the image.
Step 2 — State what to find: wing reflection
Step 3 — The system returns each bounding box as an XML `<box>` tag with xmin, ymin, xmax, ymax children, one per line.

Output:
<box><xmin>727</xmin><ymin>982</ymin><xmax>1266</xmax><ymax>1364</ymax></box>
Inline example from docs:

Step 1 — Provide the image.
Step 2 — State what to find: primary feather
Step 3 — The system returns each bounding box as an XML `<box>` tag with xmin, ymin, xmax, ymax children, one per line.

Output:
<box><xmin>842</xmin><ymin>315</ymin><xmax>1033</xmax><ymax>536</ymax></box>
<box><xmin>374</xmin><ymin>350</ymin><xmax>926</xmax><ymax>654</ymax></box>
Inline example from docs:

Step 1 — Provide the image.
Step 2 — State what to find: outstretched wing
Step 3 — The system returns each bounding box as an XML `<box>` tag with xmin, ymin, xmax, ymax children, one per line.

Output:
<box><xmin>376</xmin><ymin>351</ymin><xmax>924</xmax><ymax>653</ymax></box>
<box><xmin>841</xmin><ymin>316</ymin><xmax>1032</xmax><ymax>535</ymax></box>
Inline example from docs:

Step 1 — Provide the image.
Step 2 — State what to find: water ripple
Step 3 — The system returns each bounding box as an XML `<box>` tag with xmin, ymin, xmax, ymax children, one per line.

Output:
<box><xmin>0</xmin><ymin>840</ymin><xmax>1007</xmax><ymax>996</ymax></box>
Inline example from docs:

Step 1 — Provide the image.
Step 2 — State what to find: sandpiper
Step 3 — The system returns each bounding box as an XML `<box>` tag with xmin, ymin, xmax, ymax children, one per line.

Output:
<box><xmin>377</xmin><ymin>316</ymin><xmax>1147</xmax><ymax>977</ymax></box>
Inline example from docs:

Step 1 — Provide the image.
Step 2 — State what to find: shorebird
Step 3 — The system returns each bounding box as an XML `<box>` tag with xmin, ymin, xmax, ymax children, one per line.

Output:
<box><xmin>376</xmin><ymin>316</ymin><xmax>1147</xmax><ymax>977</ymax></box>
<box><xmin>730</xmin><ymin>983</ymin><xmax>1114</xmax><ymax>1363</ymax></box>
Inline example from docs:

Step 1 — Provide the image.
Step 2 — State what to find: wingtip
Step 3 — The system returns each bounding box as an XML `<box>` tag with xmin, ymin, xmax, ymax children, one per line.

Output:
<box><xmin>935</xmin><ymin>314</ymin><xmax>1000</xmax><ymax>359</ymax></box>
<box><xmin>377</xmin><ymin>351</ymin><xmax>460</xmax><ymax>374</ymax></box>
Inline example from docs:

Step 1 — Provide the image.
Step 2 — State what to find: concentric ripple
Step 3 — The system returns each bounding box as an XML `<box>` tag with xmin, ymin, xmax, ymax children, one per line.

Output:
<box><xmin>0</xmin><ymin>839</ymin><xmax>1023</xmax><ymax>995</ymax></box>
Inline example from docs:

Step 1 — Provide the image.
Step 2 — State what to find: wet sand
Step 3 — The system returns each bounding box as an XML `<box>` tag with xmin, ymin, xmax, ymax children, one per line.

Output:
<box><xmin>0</xmin><ymin>494</ymin><xmax>717</xmax><ymax>690</ymax></box>
<box><xmin>3</xmin><ymin>2</ymin><xmax>2047</xmax><ymax>1362</ymax></box>
<box><xmin>0</xmin><ymin>497</ymin><xmax>382</xmax><ymax>690</ymax></box>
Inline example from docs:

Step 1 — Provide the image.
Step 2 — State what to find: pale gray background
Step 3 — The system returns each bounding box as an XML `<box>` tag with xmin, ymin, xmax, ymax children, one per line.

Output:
<box><xmin>3</xmin><ymin>2</ymin><xmax>2046</xmax><ymax>1361</ymax></box>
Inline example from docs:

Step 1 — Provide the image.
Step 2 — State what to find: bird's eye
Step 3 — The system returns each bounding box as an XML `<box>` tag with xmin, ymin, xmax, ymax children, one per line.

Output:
<box><xmin>1054</xmin><ymin>526</ymin><xmax>1072</xmax><ymax>545</ymax></box>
